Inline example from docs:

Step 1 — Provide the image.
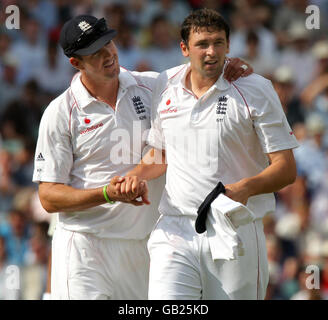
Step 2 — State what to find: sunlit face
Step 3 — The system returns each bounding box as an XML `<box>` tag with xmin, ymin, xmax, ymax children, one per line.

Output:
<box><xmin>70</xmin><ymin>41</ymin><xmax>120</xmax><ymax>80</ymax></box>
<box><xmin>180</xmin><ymin>27</ymin><xmax>229</xmax><ymax>80</ymax></box>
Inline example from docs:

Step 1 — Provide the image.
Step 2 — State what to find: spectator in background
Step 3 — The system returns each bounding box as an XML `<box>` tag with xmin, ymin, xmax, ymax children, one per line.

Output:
<box><xmin>0</xmin><ymin>55</ymin><xmax>21</xmax><ymax>118</ymax></box>
<box><xmin>272</xmin><ymin>65</ymin><xmax>305</xmax><ymax>129</ymax></box>
<box><xmin>301</xmin><ymin>40</ymin><xmax>328</xmax><ymax>149</ymax></box>
<box><xmin>9</xmin><ymin>17</ymin><xmax>45</xmax><ymax>85</ymax></box>
<box><xmin>242</xmin><ymin>30</ymin><xmax>275</xmax><ymax>77</ymax></box>
<box><xmin>0</xmin><ymin>235</ymin><xmax>20</xmax><ymax>299</ymax></box>
<box><xmin>22</xmin><ymin>0</ymin><xmax>58</xmax><ymax>32</ymax></box>
<box><xmin>71</xmin><ymin>0</ymin><xmax>95</xmax><ymax>17</ymax></box>
<box><xmin>279</xmin><ymin>22</ymin><xmax>316</xmax><ymax>91</ymax></box>
<box><xmin>21</xmin><ymin>222</ymin><xmax>50</xmax><ymax>300</ymax></box>
<box><xmin>138</xmin><ymin>0</ymin><xmax>191</xmax><ymax>29</ymax></box>
<box><xmin>32</xmin><ymin>40</ymin><xmax>73</xmax><ymax>96</ymax></box>
<box><xmin>103</xmin><ymin>2</ymin><xmax>127</xmax><ymax>31</ymax></box>
<box><xmin>274</xmin><ymin>0</ymin><xmax>327</xmax><ymax>48</ymax></box>
<box><xmin>265</xmin><ymin>234</ymin><xmax>283</xmax><ymax>299</ymax></box>
<box><xmin>293</xmin><ymin>114</ymin><xmax>327</xmax><ymax>198</ymax></box>
<box><xmin>0</xmin><ymin>209</ymin><xmax>31</xmax><ymax>267</ymax></box>
<box><xmin>309</xmin><ymin>169</ymin><xmax>328</xmax><ymax>234</ymax></box>
<box><xmin>0</xmin><ymin>32</ymin><xmax>12</xmax><ymax>75</ymax></box>
<box><xmin>0</xmin><ymin>80</ymin><xmax>44</xmax><ymax>143</ymax></box>
<box><xmin>312</xmin><ymin>40</ymin><xmax>328</xmax><ymax>79</ymax></box>
<box><xmin>279</xmin><ymin>256</ymin><xmax>301</xmax><ymax>300</ymax></box>
<box><xmin>0</xmin><ymin>150</ymin><xmax>17</xmax><ymax>214</ymax></box>
<box><xmin>115</xmin><ymin>22</ymin><xmax>144</xmax><ymax>71</ymax></box>
<box><xmin>140</xmin><ymin>15</ymin><xmax>184</xmax><ymax>72</ymax></box>
<box><xmin>11</xmin><ymin>139</ymin><xmax>36</xmax><ymax>188</ymax></box>
<box><xmin>274</xmin><ymin>173</ymin><xmax>309</xmax><ymax>247</ymax></box>
<box><xmin>229</xmin><ymin>4</ymin><xmax>278</xmax><ymax>61</ymax></box>
<box><xmin>191</xmin><ymin>0</ymin><xmax>234</xmax><ymax>21</ymax></box>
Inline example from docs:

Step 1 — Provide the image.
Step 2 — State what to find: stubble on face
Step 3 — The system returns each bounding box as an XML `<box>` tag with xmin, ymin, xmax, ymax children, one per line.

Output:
<box><xmin>183</xmin><ymin>27</ymin><xmax>229</xmax><ymax>81</ymax></box>
<box><xmin>82</xmin><ymin>41</ymin><xmax>120</xmax><ymax>81</ymax></box>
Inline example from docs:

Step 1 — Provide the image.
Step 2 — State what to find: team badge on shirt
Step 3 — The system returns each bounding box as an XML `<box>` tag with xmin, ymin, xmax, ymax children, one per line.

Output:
<box><xmin>132</xmin><ymin>96</ymin><xmax>147</xmax><ymax>120</ymax></box>
<box><xmin>216</xmin><ymin>95</ymin><xmax>228</xmax><ymax>122</ymax></box>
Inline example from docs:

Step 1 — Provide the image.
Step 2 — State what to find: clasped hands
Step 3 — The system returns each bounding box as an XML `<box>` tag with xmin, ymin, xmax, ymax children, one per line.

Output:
<box><xmin>106</xmin><ymin>176</ymin><xmax>150</xmax><ymax>206</ymax></box>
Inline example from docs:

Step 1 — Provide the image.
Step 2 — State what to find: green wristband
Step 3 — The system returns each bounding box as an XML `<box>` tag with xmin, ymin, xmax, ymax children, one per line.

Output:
<box><xmin>103</xmin><ymin>185</ymin><xmax>116</xmax><ymax>204</ymax></box>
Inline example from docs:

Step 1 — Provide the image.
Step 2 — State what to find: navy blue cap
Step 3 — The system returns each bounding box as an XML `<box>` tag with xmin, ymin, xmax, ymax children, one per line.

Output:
<box><xmin>59</xmin><ymin>15</ymin><xmax>117</xmax><ymax>57</ymax></box>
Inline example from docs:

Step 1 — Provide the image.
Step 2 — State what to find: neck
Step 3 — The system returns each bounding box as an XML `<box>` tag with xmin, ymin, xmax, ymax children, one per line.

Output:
<box><xmin>186</xmin><ymin>69</ymin><xmax>221</xmax><ymax>98</ymax></box>
<box><xmin>81</xmin><ymin>72</ymin><xmax>119</xmax><ymax>109</ymax></box>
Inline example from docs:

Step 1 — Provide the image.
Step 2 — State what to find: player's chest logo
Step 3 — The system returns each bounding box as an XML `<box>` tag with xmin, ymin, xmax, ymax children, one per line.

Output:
<box><xmin>132</xmin><ymin>95</ymin><xmax>147</xmax><ymax>120</ymax></box>
<box><xmin>159</xmin><ymin>98</ymin><xmax>178</xmax><ymax>116</ymax></box>
<box><xmin>216</xmin><ymin>95</ymin><xmax>228</xmax><ymax>122</ymax></box>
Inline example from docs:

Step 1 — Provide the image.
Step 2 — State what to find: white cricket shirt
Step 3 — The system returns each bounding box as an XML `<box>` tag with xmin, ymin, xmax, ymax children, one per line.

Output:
<box><xmin>148</xmin><ymin>63</ymin><xmax>299</xmax><ymax>219</ymax></box>
<box><xmin>33</xmin><ymin>68</ymin><xmax>164</xmax><ymax>239</ymax></box>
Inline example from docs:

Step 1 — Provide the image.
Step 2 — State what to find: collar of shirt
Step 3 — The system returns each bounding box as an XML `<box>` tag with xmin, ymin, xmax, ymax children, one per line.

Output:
<box><xmin>168</xmin><ymin>62</ymin><xmax>231</xmax><ymax>95</ymax></box>
<box><xmin>70</xmin><ymin>67</ymin><xmax>138</xmax><ymax>109</ymax></box>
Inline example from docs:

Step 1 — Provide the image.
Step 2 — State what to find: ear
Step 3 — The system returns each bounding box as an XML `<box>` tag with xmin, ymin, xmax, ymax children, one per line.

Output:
<box><xmin>180</xmin><ymin>40</ymin><xmax>189</xmax><ymax>58</ymax></box>
<box><xmin>69</xmin><ymin>57</ymin><xmax>84</xmax><ymax>71</ymax></box>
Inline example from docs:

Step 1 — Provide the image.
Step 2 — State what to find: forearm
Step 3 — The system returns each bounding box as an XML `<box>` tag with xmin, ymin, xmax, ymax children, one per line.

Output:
<box><xmin>39</xmin><ymin>182</ymin><xmax>106</xmax><ymax>213</ymax></box>
<box><xmin>127</xmin><ymin>148</ymin><xmax>167</xmax><ymax>181</ymax></box>
<box><xmin>242</xmin><ymin>156</ymin><xmax>296</xmax><ymax>197</ymax></box>
<box><xmin>225</xmin><ymin>149</ymin><xmax>296</xmax><ymax>204</ymax></box>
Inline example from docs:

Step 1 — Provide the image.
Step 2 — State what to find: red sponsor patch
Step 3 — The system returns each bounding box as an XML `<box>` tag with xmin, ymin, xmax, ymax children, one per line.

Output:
<box><xmin>80</xmin><ymin>122</ymin><xmax>103</xmax><ymax>135</ymax></box>
<box><xmin>84</xmin><ymin>118</ymin><xmax>91</xmax><ymax>124</ymax></box>
<box><xmin>166</xmin><ymin>99</ymin><xmax>171</xmax><ymax>105</ymax></box>
<box><xmin>160</xmin><ymin>106</ymin><xmax>177</xmax><ymax>114</ymax></box>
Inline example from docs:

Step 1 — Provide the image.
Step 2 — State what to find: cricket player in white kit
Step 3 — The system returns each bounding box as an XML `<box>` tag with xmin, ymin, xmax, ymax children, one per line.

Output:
<box><xmin>121</xmin><ymin>9</ymin><xmax>299</xmax><ymax>300</ymax></box>
<box><xmin>32</xmin><ymin>15</ymin><xmax>162</xmax><ymax>300</ymax></box>
<box><xmin>32</xmin><ymin>14</ymin><xmax>251</xmax><ymax>300</ymax></box>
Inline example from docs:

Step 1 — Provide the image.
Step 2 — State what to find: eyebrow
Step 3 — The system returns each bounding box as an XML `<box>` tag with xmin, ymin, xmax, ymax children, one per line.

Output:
<box><xmin>195</xmin><ymin>37</ymin><xmax>225</xmax><ymax>44</ymax></box>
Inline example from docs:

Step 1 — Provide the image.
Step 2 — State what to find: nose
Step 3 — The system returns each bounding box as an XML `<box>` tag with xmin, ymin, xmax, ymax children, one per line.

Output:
<box><xmin>102</xmin><ymin>46</ymin><xmax>112</xmax><ymax>57</ymax></box>
<box><xmin>206</xmin><ymin>44</ymin><xmax>215</xmax><ymax>56</ymax></box>
<box><xmin>99</xmin><ymin>42</ymin><xmax>113</xmax><ymax>58</ymax></box>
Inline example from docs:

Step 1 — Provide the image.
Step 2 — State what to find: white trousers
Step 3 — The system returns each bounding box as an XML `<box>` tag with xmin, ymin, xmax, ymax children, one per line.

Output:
<box><xmin>51</xmin><ymin>224</ymin><xmax>150</xmax><ymax>300</ymax></box>
<box><xmin>148</xmin><ymin>215</ymin><xmax>269</xmax><ymax>300</ymax></box>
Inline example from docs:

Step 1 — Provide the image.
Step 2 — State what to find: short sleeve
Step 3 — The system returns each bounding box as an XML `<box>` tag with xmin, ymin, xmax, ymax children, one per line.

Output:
<box><xmin>32</xmin><ymin>103</ymin><xmax>73</xmax><ymax>184</ymax></box>
<box><xmin>249</xmin><ymin>78</ymin><xmax>299</xmax><ymax>153</ymax></box>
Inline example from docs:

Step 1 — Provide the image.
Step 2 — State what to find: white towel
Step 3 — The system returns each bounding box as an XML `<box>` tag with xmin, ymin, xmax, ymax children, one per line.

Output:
<box><xmin>206</xmin><ymin>194</ymin><xmax>256</xmax><ymax>261</ymax></box>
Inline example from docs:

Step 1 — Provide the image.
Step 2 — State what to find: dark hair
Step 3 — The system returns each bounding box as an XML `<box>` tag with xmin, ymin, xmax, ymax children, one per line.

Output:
<box><xmin>150</xmin><ymin>14</ymin><xmax>168</xmax><ymax>28</ymax></box>
<box><xmin>181</xmin><ymin>8</ymin><xmax>230</xmax><ymax>44</ymax></box>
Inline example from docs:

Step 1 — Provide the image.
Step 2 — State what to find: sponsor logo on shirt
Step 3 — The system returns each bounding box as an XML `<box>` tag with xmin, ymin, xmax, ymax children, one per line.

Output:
<box><xmin>36</xmin><ymin>153</ymin><xmax>45</xmax><ymax>161</ymax></box>
<box><xmin>80</xmin><ymin>122</ymin><xmax>104</xmax><ymax>135</ymax></box>
<box><xmin>216</xmin><ymin>95</ymin><xmax>228</xmax><ymax>122</ymax></box>
<box><xmin>160</xmin><ymin>98</ymin><xmax>178</xmax><ymax>114</ymax></box>
<box><xmin>160</xmin><ymin>106</ymin><xmax>177</xmax><ymax>114</ymax></box>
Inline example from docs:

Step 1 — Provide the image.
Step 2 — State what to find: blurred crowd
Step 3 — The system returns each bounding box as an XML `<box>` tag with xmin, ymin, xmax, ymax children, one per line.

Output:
<box><xmin>0</xmin><ymin>0</ymin><xmax>328</xmax><ymax>300</ymax></box>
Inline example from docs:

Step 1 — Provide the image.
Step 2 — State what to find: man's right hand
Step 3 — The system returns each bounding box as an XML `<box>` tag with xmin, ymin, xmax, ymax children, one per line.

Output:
<box><xmin>107</xmin><ymin>176</ymin><xmax>150</xmax><ymax>206</ymax></box>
